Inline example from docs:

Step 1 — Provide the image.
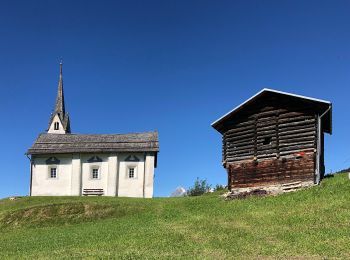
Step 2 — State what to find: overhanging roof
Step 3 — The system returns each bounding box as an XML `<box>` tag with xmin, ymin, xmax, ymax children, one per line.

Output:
<box><xmin>27</xmin><ymin>131</ymin><xmax>159</xmax><ymax>155</ymax></box>
<box><xmin>211</xmin><ymin>88</ymin><xmax>332</xmax><ymax>134</ymax></box>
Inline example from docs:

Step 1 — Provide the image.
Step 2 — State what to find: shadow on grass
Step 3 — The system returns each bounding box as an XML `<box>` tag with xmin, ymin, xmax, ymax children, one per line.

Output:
<box><xmin>0</xmin><ymin>202</ymin><xmax>145</xmax><ymax>229</ymax></box>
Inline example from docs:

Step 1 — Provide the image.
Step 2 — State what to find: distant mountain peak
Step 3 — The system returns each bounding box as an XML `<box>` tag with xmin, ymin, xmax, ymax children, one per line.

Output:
<box><xmin>170</xmin><ymin>186</ymin><xmax>186</xmax><ymax>197</ymax></box>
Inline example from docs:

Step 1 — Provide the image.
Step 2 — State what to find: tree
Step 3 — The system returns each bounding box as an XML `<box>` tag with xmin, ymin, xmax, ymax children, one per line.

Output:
<box><xmin>187</xmin><ymin>178</ymin><xmax>211</xmax><ymax>196</ymax></box>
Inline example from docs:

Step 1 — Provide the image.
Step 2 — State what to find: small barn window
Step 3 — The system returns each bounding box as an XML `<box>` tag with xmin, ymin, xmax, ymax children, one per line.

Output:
<box><xmin>54</xmin><ymin>122</ymin><xmax>59</xmax><ymax>130</ymax></box>
<box><xmin>50</xmin><ymin>167</ymin><xmax>57</xmax><ymax>178</ymax></box>
<box><xmin>263</xmin><ymin>136</ymin><xmax>272</xmax><ymax>145</ymax></box>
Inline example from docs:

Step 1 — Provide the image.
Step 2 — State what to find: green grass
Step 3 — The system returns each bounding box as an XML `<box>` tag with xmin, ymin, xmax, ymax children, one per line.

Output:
<box><xmin>1</xmin><ymin>173</ymin><xmax>350</xmax><ymax>259</ymax></box>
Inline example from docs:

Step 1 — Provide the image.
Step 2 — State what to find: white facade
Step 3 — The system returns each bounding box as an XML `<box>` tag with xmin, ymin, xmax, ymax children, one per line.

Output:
<box><xmin>30</xmin><ymin>152</ymin><xmax>155</xmax><ymax>198</ymax></box>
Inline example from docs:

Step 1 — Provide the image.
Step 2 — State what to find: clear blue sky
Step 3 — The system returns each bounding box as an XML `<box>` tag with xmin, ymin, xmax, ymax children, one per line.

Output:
<box><xmin>0</xmin><ymin>0</ymin><xmax>349</xmax><ymax>198</ymax></box>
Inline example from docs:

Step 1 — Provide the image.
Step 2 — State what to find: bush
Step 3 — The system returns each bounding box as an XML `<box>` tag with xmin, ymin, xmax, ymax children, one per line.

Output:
<box><xmin>187</xmin><ymin>178</ymin><xmax>211</xmax><ymax>196</ymax></box>
<box><xmin>214</xmin><ymin>184</ymin><xmax>226</xmax><ymax>192</ymax></box>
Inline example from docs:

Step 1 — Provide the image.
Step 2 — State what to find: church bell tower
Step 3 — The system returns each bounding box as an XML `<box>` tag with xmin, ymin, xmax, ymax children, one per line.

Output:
<box><xmin>47</xmin><ymin>62</ymin><xmax>71</xmax><ymax>134</ymax></box>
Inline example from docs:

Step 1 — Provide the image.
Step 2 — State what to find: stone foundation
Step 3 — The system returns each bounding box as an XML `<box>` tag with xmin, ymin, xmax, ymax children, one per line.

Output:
<box><xmin>224</xmin><ymin>180</ymin><xmax>315</xmax><ymax>199</ymax></box>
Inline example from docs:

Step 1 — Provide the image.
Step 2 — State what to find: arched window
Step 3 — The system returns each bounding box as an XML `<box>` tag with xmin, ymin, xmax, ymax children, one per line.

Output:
<box><xmin>54</xmin><ymin>122</ymin><xmax>59</xmax><ymax>130</ymax></box>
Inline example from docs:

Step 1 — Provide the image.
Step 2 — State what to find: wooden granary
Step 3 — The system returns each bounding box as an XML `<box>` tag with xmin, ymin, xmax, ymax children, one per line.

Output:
<box><xmin>212</xmin><ymin>89</ymin><xmax>332</xmax><ymax>190</ymax></box>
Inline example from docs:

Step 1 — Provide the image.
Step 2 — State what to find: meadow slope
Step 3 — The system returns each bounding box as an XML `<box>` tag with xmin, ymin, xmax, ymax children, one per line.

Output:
<box><xmin>0</xmin><ymin>173</ymin><xmax>349</xmax><ymax>259</ymax></box>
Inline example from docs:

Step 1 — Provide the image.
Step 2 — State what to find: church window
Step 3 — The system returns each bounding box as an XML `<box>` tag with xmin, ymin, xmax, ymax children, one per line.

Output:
<box><xmin>54</xmin><ymin>122</ymin><xmax>59</xmax><ymax>130</ymax></box>
<box><xmin>92</xmin><ymin>168</ymin><xmax>99</xmax><ymax>179</ymax></box>
<box><xmin>128</xmin><ymin>167</ymin><xmax>135</xmax><ymax>179</ymax></box>
<box><xmin>50</xmin><ymin>167</ymin><xmax>57</xmax><ymax>178</ymax></box>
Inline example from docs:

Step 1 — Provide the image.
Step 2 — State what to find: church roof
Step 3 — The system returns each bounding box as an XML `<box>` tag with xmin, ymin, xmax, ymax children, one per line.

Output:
<box><xmin>27</xmin><ymin>131</ymin><xmax>159</xmax><ymax>155</ymax></box>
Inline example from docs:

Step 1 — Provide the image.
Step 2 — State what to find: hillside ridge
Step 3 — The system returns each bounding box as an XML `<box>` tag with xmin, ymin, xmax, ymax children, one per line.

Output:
<box><xmin>0</xmin><ymin>173</ymin><xmax>349</xmax><ymax>258</ymax></box>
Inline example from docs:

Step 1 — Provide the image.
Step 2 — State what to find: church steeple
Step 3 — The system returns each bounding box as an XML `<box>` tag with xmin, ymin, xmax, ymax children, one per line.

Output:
<box><xmin>54</xmin><ymin>62</ymin><xmax>65</xmax><ymax>116</ymax></box>
<box><xmin>47</xmin><ymin>62</ymin><xmax>71</xmax><ymax>134</ymax></box>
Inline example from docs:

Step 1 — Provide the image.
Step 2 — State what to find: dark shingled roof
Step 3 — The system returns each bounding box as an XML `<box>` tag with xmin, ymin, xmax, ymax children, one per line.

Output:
<box><xmin>27</xmin><ymin>131</ymin><xmax>159</xmax><ymax>155</ymax></box>
<box><xmin>212</xmin><ymin>88</ymin><xmax>332</xmax><ymax>134</ymax></box>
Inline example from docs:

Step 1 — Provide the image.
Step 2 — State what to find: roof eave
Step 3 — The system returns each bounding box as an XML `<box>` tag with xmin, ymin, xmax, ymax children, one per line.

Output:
<box><xmin>322</xmin><ymin>103</ymin><xmax>332</xmax><ymax>135</ymax></box>
<box><xmin>211</xmin><ymin>88</ymin><xmax>266</xmax><ymax>129</ymax></box>
<box><xmin>26</xmin><ymin>148</ymin><xmax>160</xmax><ymax>155</ymax></box>
<box><xmin>211</xmin><ymin>88</ymin><xmax>332</xmax><ymax>131</ymax></box>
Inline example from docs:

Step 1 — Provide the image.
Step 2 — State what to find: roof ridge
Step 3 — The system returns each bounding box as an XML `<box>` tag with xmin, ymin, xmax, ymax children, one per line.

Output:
<box><xmin>211</xmin><ymin>88</ymin><xmax>332</xmax><ymax>127</ymax></box>
<box><xmin>40</xmin><ymin>131</ymin><xmax>157</xmax><ymax>136</ymax></box>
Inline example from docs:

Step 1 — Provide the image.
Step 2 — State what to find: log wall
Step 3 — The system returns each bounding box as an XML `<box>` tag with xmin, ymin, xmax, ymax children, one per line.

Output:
<box><xmin>229</xmin><ymin>152</ymin><xmax>315</xmax><ymax>188</ymax></box>
<box><xmin>222</xmin><ymin>98</ymin><xmax>318</xmax><ymax>188</ymax></box>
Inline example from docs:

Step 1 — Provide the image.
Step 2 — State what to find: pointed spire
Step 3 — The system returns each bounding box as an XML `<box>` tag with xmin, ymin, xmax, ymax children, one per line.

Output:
<box><xmin>54</xmin><ymin>60</ymin><xmax>65</xmax><ymax>116</ymax></box>
<box><xmin>47</xmin><ymin>61</ymin><xmax>71</xmax><ymax>134</ymax></box>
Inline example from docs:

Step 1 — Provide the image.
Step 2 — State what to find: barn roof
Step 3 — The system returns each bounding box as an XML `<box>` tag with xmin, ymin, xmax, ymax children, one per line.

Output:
<box><xmin>211</xmin><ymin>88</ymin><xmax>332</xmax><ymax>134</ymax></box>
<box><xmin>27</xmin><ymin>131</ymin><xmax>159</xmax><ymax>155</ymax></box>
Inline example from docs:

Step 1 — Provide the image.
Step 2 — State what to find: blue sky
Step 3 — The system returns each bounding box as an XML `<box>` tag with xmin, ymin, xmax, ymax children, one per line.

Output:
<box><xmin>0</xmin><ymin>0</ymin><xmax>349</xmax><ymax>198</ymax></box>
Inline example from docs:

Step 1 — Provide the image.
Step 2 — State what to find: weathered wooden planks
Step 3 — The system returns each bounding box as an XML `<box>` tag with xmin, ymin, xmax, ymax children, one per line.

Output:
<box><xmin>228</xmin><ymin>153</ymin><xmax>315</xmax><ymax>188</ymax></box>
<box><xmin>221</xmin><ymin>98</ymin><xmax>319</xmax><ymax>188</ymax></box>
<box><xmin>223</xmin><ymin>100</ymin><xmax>317</xmax><ymax>163</ymax></box>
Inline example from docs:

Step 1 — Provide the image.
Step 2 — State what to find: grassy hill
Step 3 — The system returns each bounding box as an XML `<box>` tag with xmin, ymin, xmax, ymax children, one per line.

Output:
<box><xmin>1</xmin><ymin>173</ymin><xmax>350</xmax><ymax>259</ymax></box>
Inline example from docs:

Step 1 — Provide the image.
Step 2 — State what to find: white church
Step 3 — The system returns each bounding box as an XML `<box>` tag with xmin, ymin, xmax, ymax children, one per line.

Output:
<box><xmin>26</xmin><ymin>63</ymin><xmax>159</xmax><ymax>198</ymax></box>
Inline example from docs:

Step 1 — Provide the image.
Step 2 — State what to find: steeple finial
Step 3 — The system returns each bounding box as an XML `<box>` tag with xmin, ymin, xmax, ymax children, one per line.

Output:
<box><xmin>59</xmin><ymin>59</ymin><xmax>63</xmax><ymax>77</ymax></box>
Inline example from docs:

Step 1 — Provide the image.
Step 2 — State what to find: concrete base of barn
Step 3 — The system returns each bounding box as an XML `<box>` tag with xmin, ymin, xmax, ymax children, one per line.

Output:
<box><xmin>224</xmin><ymin>180</ymin><xmax>314</xmax><ymax>199</ymax></box>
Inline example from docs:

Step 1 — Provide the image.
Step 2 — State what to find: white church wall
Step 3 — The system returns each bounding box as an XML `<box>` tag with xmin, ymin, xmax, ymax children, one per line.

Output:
<box><xmin>117</xmin><ymin>153</ymin><xmax>146</xmax><ymax>198</ymax></box>
<box><xmin>31</xmin><ymin>155</ymin><xmax>72</xmax><ymax>196</ymax></box>
<box><xmin>30</xmin><ymin>152</ymin><xmax>156</xmax><ymax>198</ymax></box>
<box><xmin>106</xmin><ymin>153</ymin><xmax>118</xmax><ymax>196</ymax></box>
<box><xmin>144</xmin><ymin>153</ymin><xmax>155</xmax><ymax>198</ymax></box>
<box><xmin>71</xmin><ymin>154</ymin><xmax>81</xmax><ymax>195</ymax></box>
<box><xmin>47</xmin><ymin>114</ymin><xmax>66</xmax><ymax>134</ymax></box>
<box><xmin>81</xmin><ymin>154</ymin><xmax>109</xmax><ymax>194</ymax></box>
